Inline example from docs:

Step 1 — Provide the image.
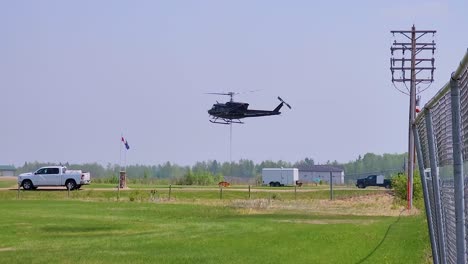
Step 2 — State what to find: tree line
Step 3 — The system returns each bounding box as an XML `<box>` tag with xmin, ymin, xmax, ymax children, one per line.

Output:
<box><xmin>16</xmin><ymin>153</ymin><xmax>405</xmax><ymax>183</ymax></box>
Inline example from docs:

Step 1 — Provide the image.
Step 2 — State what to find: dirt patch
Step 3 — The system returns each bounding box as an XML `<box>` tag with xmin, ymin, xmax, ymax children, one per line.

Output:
<box><xmin>231</xmin><ymin>193</ymin><xmax>417</xmax><ymax>216</ymax></box>
<box><xmin>0</xmin><ymin>176</ymin><xmax>17</xmax><ymax>181</ymax></box>
<box><xmin>0</xmin><ymin>247</ymin><xmax>15</xmax><ymax>252</ymax></box>
<box><xmin>152</xmin><ymin>193</ymin><xmax>416</xmax><ymax>217</ymax></box>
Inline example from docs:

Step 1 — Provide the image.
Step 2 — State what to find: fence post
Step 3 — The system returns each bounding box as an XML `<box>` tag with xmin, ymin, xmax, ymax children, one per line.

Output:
<box><xmin>450</xmin><ymin>76</ymin><xmax>467</xmax><ymax>263</ymax></box>
<box><xmin>169</xmin><ymin>185</ymin><xmax>172</xmax><ymax>200</ymax></box>
<box><xmin>248</xmin><ymin>185</ymin><xmax>251</xmax><ymax>199</ymax></box>
<box><xmin>329</xmin><ymin>171</ymin><xmax>333</xmax><ymax>201</ymax></box>
<box><xmin>294</xmin><ymin>185</ymin><xmax>297</xmax><ymax>200</ymax></box>
<box><xmin>220</xmin><ymin>186</ymin><xmax>223</xmax><ymax>200</ymax></box>
<box><xmin>413</xmin><ymin>123</ymin><xmax>440</xmax><ymax>264</ymax></box>
<box><xmin>17</xmin><ymin>183</ymin><xmax>20</xmax><ymax>200</ymax></box>
<box><xmin>425</xmin><ymin>110</ymin><xmax>447</xmax><ymax>264</ymax></box>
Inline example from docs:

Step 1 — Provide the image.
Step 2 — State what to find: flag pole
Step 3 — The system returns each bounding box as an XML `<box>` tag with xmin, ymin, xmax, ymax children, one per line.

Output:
<box><xmin>118</xmin><ymin>134</ymin><xmax>122</xmax><ymax>199</ymax></box>
<box><xmin>119</xmin><ymin>133</ymin><xmax>122</xmax><ymax>171</ymax></box>
<box><xmin>119</xmin><ymin>136</ymin><xmax>129</xmax><ymax>190</ymax></box>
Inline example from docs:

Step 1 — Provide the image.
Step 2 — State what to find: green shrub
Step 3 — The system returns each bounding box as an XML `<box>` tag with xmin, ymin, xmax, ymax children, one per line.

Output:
<box><xmin>128</xmin><ymin>190</ymin><xmax>150</xmax><ymax>202</ymax></box>
<box><xmin>92</xmin><ymin>175</ymin><xmax>119</xmax><ymax>184</ymax></box>
<box><xmin>175</xmin><ymin>170</ymin><xmax>221</xmax><ymax>185</ymax></box>
<box><xmin>391</xmin><ymin>171</ymin><xmax>423</xmax><ymax>208</ymax></box>
<box><xmin>391</xmin><ymin>173</ymin><xmax>407</xmax><ymax>201</ymax></box>
<box><xmin>271</xmin><ymin>193</ymin><xmax>282</xmax><ymax>200</ymax></box>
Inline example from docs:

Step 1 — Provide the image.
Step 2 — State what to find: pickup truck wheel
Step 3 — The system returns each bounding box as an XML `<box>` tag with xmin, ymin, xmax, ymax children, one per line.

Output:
<box><xmin>358</xmin><ymin>183</ymin><xmax>365</xmax><ymax>189</ymax></box>
<box><xmin>385</xmin><ymin>184</ymin><xmax>391</xmax><ymax>189</ymax></box>
<box><xmin>65</xmin><ymin>180</ymin><xmax>77</xmax><ymax>190</ymax></box>
<box><xmin>22</xmin><ymin>180</ymin><xmax>33</xmax><ymax>190</ymax></box>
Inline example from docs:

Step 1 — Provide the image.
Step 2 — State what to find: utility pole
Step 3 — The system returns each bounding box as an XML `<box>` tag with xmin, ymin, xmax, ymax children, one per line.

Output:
<box><xmin>390</xmin><ymin>25</ymin><xmax>436</xmax><ymax>210</ymax></box>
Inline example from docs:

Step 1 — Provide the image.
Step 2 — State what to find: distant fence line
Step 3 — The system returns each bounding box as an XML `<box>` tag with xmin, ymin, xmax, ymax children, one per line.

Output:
<box><xmin>414</xmin><ymin>49</ymin><xmax>468</xmax><ymax>264</ymax></box>
<box><xmin>11</xmin><ymin>185</ymin><xmax>386</xmax><ymax>202</ymax></box>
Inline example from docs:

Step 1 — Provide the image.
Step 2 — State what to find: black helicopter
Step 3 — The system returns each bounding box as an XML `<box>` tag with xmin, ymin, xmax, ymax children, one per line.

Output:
<box><xmin>207</xmin><ymin>92</ymin><xmax>291</xmax><ymax>124</ymax></box>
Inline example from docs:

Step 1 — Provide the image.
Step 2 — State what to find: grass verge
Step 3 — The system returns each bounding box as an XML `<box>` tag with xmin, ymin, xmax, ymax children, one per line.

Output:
<box><xmin>0</xmin><ymin>199</ymin><xmax>430</xmax><ymax>264</ymax></box>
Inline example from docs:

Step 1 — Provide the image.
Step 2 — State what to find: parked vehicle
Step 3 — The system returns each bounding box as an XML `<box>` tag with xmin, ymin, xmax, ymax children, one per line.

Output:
<box><xmin>356</xmin><ymin>175</ymin><xmax>391</xmax><ymax>189</ymax></box>
<box><xmin>18</xmin><ymin>166</ymin><xmax>91</xmax><ymax>190</ymax></box>
<box><xmin>218</xmin><ymin>181</ymin><xmax>231</xmax><ymax>187</ymax></box>
<box><xmin>262</xmin><ymin>168</ymin><xmax>300</xmax><ymax>187</ymax></box>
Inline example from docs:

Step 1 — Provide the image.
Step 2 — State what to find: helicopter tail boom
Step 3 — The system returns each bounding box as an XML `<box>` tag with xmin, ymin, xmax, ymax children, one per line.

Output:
<box><xmin>273</xmin><ymin>103</ymin><xmax>283</xmax><ymax>113</ymax></box>
<box><xmin>273</xmin><ymin>96</ymin><xmax>292</xmax><ymax>112</ymax></box>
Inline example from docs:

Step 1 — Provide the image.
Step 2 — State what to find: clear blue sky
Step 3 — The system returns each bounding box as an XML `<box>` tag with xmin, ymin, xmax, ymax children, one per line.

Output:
<box><xmin>1</xmin><ymin>0</ymin><xmax>467</xmax><ymax>166</ymax></box>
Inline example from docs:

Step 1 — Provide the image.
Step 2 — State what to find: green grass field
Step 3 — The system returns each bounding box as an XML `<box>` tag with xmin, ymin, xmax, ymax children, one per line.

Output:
<box><xmin>0</xmin><ymin>180</ymin><xmax>16</xmax><ymax>188</ymax></box>
<box><xmin>0</xmin><ymin>191</ymin><xmax>430</xmax><ymax>264</ymax></box>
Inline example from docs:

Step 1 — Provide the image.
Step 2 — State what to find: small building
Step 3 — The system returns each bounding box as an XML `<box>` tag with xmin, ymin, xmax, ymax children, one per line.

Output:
<box><xmin>297</xmin><ymin>165</ymin><xmax>344</xmax><ymax>184</ymax></box>
<box><xmin>0</xmin><ymin>165</ymin><xmax>16</xmax><ymax>176</ymax></box>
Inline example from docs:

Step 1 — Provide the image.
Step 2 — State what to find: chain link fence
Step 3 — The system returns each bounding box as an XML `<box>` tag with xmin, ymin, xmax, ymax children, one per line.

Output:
<box><xmin>414</xmin><ymin>50</ymin><xmax>468</xmax><ymax>264</ymax></box>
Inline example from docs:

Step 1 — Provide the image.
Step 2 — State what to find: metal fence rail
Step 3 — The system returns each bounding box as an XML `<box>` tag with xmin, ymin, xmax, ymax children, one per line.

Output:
<box><xmin>414</xmin><ymin>49</ymin><xmax>468</xmax><ymax>264</ymax></box>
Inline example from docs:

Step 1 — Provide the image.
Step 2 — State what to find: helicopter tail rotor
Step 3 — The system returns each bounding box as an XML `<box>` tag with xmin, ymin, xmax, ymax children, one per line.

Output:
<box><xmin>277</xmin><ymin>96</ymin><xmax>292</xmax><ymax>109</ymax></box>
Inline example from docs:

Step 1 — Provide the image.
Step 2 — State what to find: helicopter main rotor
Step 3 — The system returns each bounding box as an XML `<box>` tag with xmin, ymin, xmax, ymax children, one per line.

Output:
<box><xmin>205</xmin><ymin>92</ymin><xmax>239</xmax><ymax>102</ymax></box>
<box><xmin>205</xmin><ymin>90</ymin><xmax>261</xmax><ymax>102</ymax></box>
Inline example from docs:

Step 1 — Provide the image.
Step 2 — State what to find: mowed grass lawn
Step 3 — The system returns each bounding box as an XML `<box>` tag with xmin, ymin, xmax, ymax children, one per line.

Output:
<box><xmin>0</xmin><ymin>180</ymin><xmax>17</xmax><ymax>188</ymax></box>
<box><xmin>0</xmin><ymin>200</ymin><xmax>430</xmax><ymax>264</ymax></box>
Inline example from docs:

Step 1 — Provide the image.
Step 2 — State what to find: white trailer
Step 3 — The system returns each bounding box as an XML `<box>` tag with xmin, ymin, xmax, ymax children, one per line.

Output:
<box><xmin>262</xmin><ymin>168</ymin><xmax>299</xmax><ymax>187</ymax></box>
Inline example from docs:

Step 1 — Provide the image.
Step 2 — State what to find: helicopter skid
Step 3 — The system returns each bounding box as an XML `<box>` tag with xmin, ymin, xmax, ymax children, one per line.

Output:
<box><xmin>209</xmin><ymin>118</ymin><xmax>243</xmax><ymax>125</ymax></box>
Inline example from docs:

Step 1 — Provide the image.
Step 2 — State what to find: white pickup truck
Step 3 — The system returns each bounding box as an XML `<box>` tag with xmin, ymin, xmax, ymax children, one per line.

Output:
<box><xmin>18</xmin><ymin>166</ymin><xmax>91</xmax><ymax>190</ymax></box>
